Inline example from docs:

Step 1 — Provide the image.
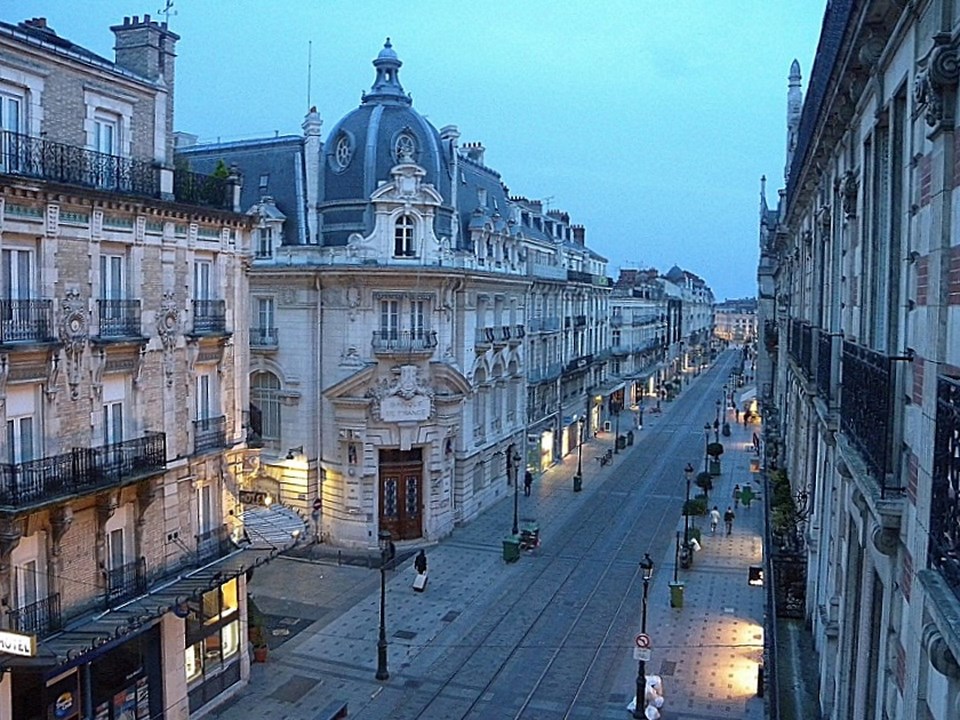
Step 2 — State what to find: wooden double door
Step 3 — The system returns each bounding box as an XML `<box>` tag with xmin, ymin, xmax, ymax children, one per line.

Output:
<box><xmin>379</xmin><ymin>448</ymin><xmax>423</xmax><ymax>540</ymax></box>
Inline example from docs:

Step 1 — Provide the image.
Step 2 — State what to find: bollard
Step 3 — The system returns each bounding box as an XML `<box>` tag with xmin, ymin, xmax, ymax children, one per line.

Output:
<box><xmin>757</xmin><ymin>663</ymin><xmax>764</xmax><ymax>697</ymax></box>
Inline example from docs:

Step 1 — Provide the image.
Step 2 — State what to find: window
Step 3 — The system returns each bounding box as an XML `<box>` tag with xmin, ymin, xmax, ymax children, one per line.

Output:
<box><xmin>197</xmin><ymin>372</ymin><xmax>214</xmax><ymax>420</ymax></box>
<box><xmin>108</xmin><ymin>527</ymin><xmax>126</xmax><ymax>571</ymax></box>
<box><xmin>394</xmin><ymin>133</ymin><xmax>416</xmax><ymax>163</ymax></box>
<box><xmin>256</xmin><ymin>227</ymin><xmax>273</xmax><ymax>258</ymax></box>
<box><xmin>250</xmin><ymin>372</ymin><xmax>281</xmax><ymax>442</ymax></box>
<box><xmin>11</xmin><ymin>533</ymin><xmax>46</xmax><ymax>614</ymax></box>
<box><xmin>94</xmin><ymin>113</ymin><xmax>118</xmax><ymax>155</ymax></box>
<box><xmin>335</xmin><ymin>134</ymin><xmax>352</xmax><ymax>169</ymax></box>
<box><xmin>410</xmin><ymin>300</ymin><xmax>425</xmax><ymax>340</ymax></box>
<box><xmin>0</xmin><ymin>90</ymin><xmax>23</xmax><ymax>173</ymax></box>
<box><xmin>197</xmin><ymin>484</ymin><xmax>213</xmax><ymax>536</ymax></box>
<box><xmin>104</xmin><ymin>401</ymin><xmax>123</xmax><ymax>445</ymax></box>
<box><xmin>185</xmin><ymin>579</ymin><xmax>240</xmax><ymax>683</ymax></box>
<box><xmin>394</xmin><ymin>215</ymin><xmax>415</xmax><ymax>257</ymax></box>
<box><xmin>6</xmin><ymin>415</ymin><xmax>34</xmax><ymax>464</ymax></box>
<box><xmin>101</xmin><ymin>253</ymin><xmax>125</xmax><ymax>300</ymax></box>
<box><xmin>2</xmin><ymin>247</ymin><xmax>34</xmax><ymax>300</ymax></box>
<box><xmin>194</xmin><ymin>259</ymin><xmax>212</xmax><ymax>300</ymax></box>
<box><xmin>258</xmin><ymin>173</ymin><xmax>269</xmax><ymax>192</ymax></box>
<box><xmin>255</xmin><ymin>297</ymin><xmax>275</xmax><ymax>340</ymax></box>
<box><xmin>380</xmin><ymin>299</ymin><xmax>400</xmax><ymax>340</ymax></box>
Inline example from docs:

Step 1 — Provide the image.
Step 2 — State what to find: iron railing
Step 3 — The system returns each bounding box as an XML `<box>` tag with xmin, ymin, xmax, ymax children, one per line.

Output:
<box><xmin>172</xmin><ymin>169</ymin><xmax>231</xmax><ymax>210</ymax></box>
<box><xmin>0</xmin><ymin>130</ymin><xmax>157</xmax><ymax>196</ymax></box>
<box><xmin>372</xmin><ymin>330</ymin><xmax>437</xmax><ymax>353</ymax></box>
<box><xmin>499</xmin><ymin>325</ymin><xmax>512</xmax><ymax>341</ymax></box>
<box><xmin>104</xmin><ymin>557</ymin><xmax>147</xmax><ymax>608</ymax></box>
<box><xmin>574</xmin><ymin>315</ymin><xmax>587</xmax><ymax>328</ymax></box>
<box><xmin>0</xmin><ymin>299</ymin><xmax>55</xmax><ymax>344</ymax></box>
<box><xmin>250</xmin><ymin>326</ymin><xmax>279</xmax><ymax>348</ymax></box>
<box><xmin>193</xmin><ymin>415</ymin><xmax>227</xmax><ymax>454</ymax></box>
<box><xmin>475</xmin><ymin>327</ymin><xmax>496</xmax><ymax>345</ymax></box>
<box><xmin>788</xmin><ymin>318</ymin><xmax>801</xmax><ymax>365</ymax></box>
<box><xmin>514</xmin><ymin>324</ymin><xmax>525</xmax><ymax>339</ymax></box>
<box><xmin>191</xmin><ymin>299</ymin><xmax>227</xmax><ymax>335</ymax></box>
<box><xmin>799</xmin><ymin>323</ymin><xmax>813</xmax><ymax>378</ymax></box>
<box><xmin>7</xmin><ymin>592</ymin><xmax>61</xmax><ymax>637</ymax></box>
<box><xmin>196</xmin><ymin>524</ymin><xmax>233</xmax><ymax>565</ymax></box>
<box><xmin>97</xmin><ymin>299</ymin><xmax>141</xmax><ymax>338</ymax></box>
<box><xmin>816</xmin><ymin>329</ymin><xmax>832</xmax><ymax>399</ymax></box>
<box><xmin>932</xmin><ymin>375</ymin><xmax>960</xmax><ymax>600</ymax></box>
<box><xmin>0</xmin><ymin>432</ymin><xmax>166</xmax><ymax>510</ymax></box>
<box><xmin>840</xmin><ymin>341</ymin><xmax>892</xmax><ymax>486</ymax></box>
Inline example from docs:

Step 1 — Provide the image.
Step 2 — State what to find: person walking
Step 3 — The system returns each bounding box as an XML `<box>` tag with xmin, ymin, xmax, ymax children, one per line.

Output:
<box><xmin>724</xmin><ymin>506</ymin><xmax>736</xmax><ymax>536</ymax></box>
<box><xmin>709</xmin><ymin>506</ymin><xmax>721</xmax><ymax>534</ymax></box>
<box><xmin>733</xmin><ymin>484</ymin><xmax>741</xmax><ymax>508</ymax></box>
<box><xmin>414</xmin><ymin>549</ymin><xmax>427</xmax><ymax>575</ymax></box>
<box><xmin>524</xmin><ymin>470</ymin><xmax>533</xmax><ymax>497</ymax></box>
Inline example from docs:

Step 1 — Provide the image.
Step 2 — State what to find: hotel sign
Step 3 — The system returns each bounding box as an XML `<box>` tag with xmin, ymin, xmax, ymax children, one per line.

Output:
<box><xmin>0</xmin><ymin>629</ymin><xmax>37</xmax><ymax>657</ymax></box>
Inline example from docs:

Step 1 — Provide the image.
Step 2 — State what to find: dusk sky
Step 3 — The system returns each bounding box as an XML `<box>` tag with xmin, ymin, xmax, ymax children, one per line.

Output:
<box><xmin>6</xmin><ymin>2</ymin><xmax>827</xmax><ymax>301</ymax></box>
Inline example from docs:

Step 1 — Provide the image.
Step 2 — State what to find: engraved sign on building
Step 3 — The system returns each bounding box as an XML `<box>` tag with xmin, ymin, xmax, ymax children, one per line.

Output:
<box><xmin>371</xmin><ymin>364</ymin><xmax>434</xmax><ymax>423</ymax></box>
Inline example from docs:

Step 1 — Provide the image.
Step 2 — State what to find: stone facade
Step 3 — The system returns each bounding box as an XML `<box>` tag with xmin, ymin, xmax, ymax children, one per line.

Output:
<box><xmin>761</xmin><ymin>2</ymin><xmax>960</xmax><ymax>717</ymax></box>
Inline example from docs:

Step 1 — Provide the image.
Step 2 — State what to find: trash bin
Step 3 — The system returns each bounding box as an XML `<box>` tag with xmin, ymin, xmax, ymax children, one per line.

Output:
<box><xmin>573</xmin><ymin>474</ymin><xmax>582</xmax><ymax>492</ymax></box>
<box><xmin>626</xmin><ymin>430</ymin><xmax>634</xmax><ymax>446</ymax></box>
<box><xmin>617</xmin><ymin>435</ymin><xmax>626</xmax><ymax>450</ymax></box>
<box><xmin>670</xmin><ymin>581</ymin><xmax>685</xmax><ymax>608</ymax></box>
<box><xmin>502</xmin><ymin>536</ymin><xmax>520</xmax><ymax>563</ymax></box>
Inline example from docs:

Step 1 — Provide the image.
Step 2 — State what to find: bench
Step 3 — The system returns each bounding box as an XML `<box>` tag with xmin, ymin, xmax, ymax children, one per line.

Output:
<box><xmin>316</xmin><ymin>699</ymin><xmax>348</xmax><ymax>719</ymax></box>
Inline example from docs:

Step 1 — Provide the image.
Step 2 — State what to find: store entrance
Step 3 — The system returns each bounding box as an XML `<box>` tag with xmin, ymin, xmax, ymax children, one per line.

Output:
<box><xmin>378</xmin><ymin>448</ymin><xmax>423</xmax><ymax>540</ymax></box>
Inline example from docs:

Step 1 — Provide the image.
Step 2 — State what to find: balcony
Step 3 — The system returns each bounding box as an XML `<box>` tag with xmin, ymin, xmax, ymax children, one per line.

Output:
<box><xmin>474</xmin><ymin>326</ymin><xmax>496</xmax><ymax>347</ymax></box>
<box><xmin>0</xmin><ymin>130</ymin><xmax>235</xmax><ymax>210</ymax></box>
<box><xmin>764</xmin><ymin>319</ymin><xmax>779</xmax><ymax>353</ymax></box>
<box><xmin>104</xmin><ymin>557</ymin><xmax>147</xmax><ymax>608</ymax></box>
<box><xmin>7</xmin><ymin>593</ymin><xmax>61</xmax><ymax>637</ymax></box>
<box><xmin>499</xmin><ymin>325</ymin><xmax>512</xmax><ymax>342</ymax></box>
<box><xmin>0</xmin><ymin>432</ymin><xmax>166</xmax><ymax>512</ymax></box>
<box><xmin>196</xmin><ymin>524</ymin><xmax>234</xmax><ymax>565</ymax></box>
<box><xmin>372</xmin><ymin>330</ymin><xmax>438</xmax><ymax>355</ymax></box>
<box><xmin>788</xmin><ymin>318</ymin><xmax>802</xmax><ymax>365</ymax></box>
<box><xmin>514</xmin><ymin>324</ymin><xmax>526</xmax><ymax>340</ymax></box>
<box><xmin>0</xmin><ymin>299</ymin><xmax>55</xmax><ymax>345</ymax></box>
<box><xmin>816</xmin><ymin>329</ymin><xmax>832</xmax><ymax>400</ymax></box>
<box><xmin>96</xmin><ymin>299</ymin><xmax>142</xmax><ymax>340</ymax></box>
<box><xmin>574</xmin><ymin>315</ymin><xmax>587</xmax><ymax>328</ymax></box>
<box><xmin>193</xmin><ymin>415</ymin><xmax>227</xmax><ymax>455</ymax></box>
<box><xmin>191</xmin><ymin>299</ymin><xmax>227</xmax><ymax>336</ymax></box>
<box><xmin>932</xmin><ymin>376</ymin><xmax>960</xmax><ymax>599</ymax></box>
<box><xmin>250</xmin><ymin>326</ymin><xmax>279</xmax><ymax>350</ymax></box>
<box><xmin>528</xmin><ymin>317</ymin><xmax>542</xmax><ymax>333</ymax></box>
<box><xmin>839</xmin><ymin>341</ymin><xmax>893</xmax><ymax>489</ymax></box>
<box><xmin>799</xmin><ymin>323</ymin><xmax>813</xmax><ymax>378</ymax></box>
<box><xmin>564</xmin><ymin>354</ymin><xmax>593</xmax><ymax>375</ymax></box>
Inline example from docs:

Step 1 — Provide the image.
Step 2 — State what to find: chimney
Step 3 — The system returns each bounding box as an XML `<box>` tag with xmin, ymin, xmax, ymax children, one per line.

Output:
<box><xmin>572</xmin><ymin>225</ymin><xmax>585</xmax><ymax>245</ymax></box>
<box><xmin>463</xmin><ymin>141</ymin><xmax>485</xmax><ymax>164</ymax></box>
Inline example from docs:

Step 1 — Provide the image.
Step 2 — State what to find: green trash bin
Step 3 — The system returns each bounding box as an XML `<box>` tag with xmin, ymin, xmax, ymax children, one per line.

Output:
<box><xmin>502</xmin><ymin>535</ymin><xmax>520</xmax><ymax>563</ymax></box>
<box><xmin>669</xmin><ymin>581</ymin><xmax>685</xmax><ymax>608</ymax></box>
<box><xmin>573</xmin><ymin>474</ymin><xmax>582</xmax><ymax>492</ymax></box>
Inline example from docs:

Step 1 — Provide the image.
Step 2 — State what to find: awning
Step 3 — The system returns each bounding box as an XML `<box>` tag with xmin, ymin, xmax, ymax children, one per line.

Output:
<box><xmin>593</xmin><ymin>380</ymin><xmax>626</xmax><ymax>398</ymax></box>
<box><xmin>239</xmin><ymin>504</ymin><xmax>307</xmax><ymax>548</ymax></box>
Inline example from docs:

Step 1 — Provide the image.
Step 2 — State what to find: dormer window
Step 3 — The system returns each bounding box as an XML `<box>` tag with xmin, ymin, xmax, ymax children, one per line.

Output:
<box><xmin>256</xmin><ymin>226</ymin><xmax>274</xmax><ymax>258</ymax></box>
<box><xmin>394</xmin><ymin>215</ymin><xmax>415</xmax><ymax>257</ymax></box>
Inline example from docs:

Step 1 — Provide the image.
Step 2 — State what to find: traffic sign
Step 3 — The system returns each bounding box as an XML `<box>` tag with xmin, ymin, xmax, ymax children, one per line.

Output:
<box><xmin>635</xmin><ymin>632</ymin><xmax>651</xmax><ymax>649</ymax></box>
<box><xmin>312</xmin><ymin>497</ymin><xmax>322</xmax><ymax>511</ymax></box>
<box><xmin>633</xmin><ymin>647</ymin><xmax>652</xmax><ymax>662</ymax></box>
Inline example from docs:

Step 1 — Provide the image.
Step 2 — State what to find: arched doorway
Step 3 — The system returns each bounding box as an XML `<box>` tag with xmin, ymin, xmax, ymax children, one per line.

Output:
<box><xmin>378</xmin><ymin>448</ymin><xmax>423</xmax><ymax>540</ymax></box>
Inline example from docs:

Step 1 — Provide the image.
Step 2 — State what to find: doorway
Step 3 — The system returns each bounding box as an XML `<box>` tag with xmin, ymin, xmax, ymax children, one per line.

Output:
<box><xmin>378</xmin><ymin>448</ymin><xmax>423</xmax><ymax>540</ymax></box>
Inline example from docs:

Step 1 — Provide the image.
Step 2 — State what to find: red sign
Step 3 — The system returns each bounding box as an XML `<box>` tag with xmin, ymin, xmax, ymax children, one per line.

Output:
<box><xmin>312</xmin><ymin>497</ymin><xmax>322</xmax><ymax>511</ymax></box>
<box><xmin>635</xmin><ymin>633</ymin><xmax>651</xmax><ymax>649</ymax></box>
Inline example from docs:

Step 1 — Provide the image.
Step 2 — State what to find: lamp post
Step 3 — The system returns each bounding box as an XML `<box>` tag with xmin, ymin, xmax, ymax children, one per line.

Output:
<box><xmin>574</xmin><ymin>417</ymin><xmax>584</xmax><ymax>491</ymax></box>
<box><xmin>375</xmin><ymin>529</ymin><xmax>392</xmax><ymax>681</ymax></box>
<box><xmin>613</xmin><ymin>400</ymin><xmax>621</xmax><ymax>454</ymax></box>
<box><xmin>715</xmin><ymin>397</ymin><xmax>721</xmax><ymax>425</ymax></box>
<box><xmin>703</xmin><ymin>424</ymin><xmax>710</xmax><ymax>474</ymax></box>
<box><xmin>683</xmin><ymin>463</ymin><xmax>693</xmax><ymax>546</ymax></box>
<box><xmin>511</xmin><ymin>448</ymin><xmax>521</xmax><ymax>535</ymax></box>
<box><xmin>633</xmin><ymin>553</ymin><xmax>654</xmax><ymax>719</ymax></box>
<box><xmin>723</xmin><ymin>383</ymin><xmax>729</xmax><ymax>407</ymax></box>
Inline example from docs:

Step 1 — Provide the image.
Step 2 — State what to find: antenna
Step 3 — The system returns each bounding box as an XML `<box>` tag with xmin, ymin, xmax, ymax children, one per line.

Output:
<box><xmin>307</xmin><ymin>40</ymin><xmax>313</xmax><ymax>109</ymax></box>
<box><xmin>542</xmin><ymin>195</ymin><xmax>555</xmax><ymax>212</ymax></box>
<box><xmin>157</xmin><ymin>0</ymin><xmax>177</xmax><ymax>24</ymax></box>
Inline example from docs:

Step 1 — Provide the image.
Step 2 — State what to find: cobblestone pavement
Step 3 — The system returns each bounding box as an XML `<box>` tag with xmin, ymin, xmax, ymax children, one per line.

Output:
<box><xmin>207</xmin><ymin>351</ymin><xmax>768</xmax><ymax>720</ymax></box>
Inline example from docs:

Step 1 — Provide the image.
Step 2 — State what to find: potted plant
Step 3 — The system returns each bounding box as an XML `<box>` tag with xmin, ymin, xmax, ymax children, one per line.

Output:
<box><xmin>695</xmin><ymin>471</ymin><xmax>713</xmax><ymax>498</ymax></box>
<box><xmin>250</xmin><ymin>624</ymin><xmax>268</xmax><ymax>663</ymax></box>
<box><xmin>706</xmin><ymin>442</ymin><xmax>724</xmax><ymax>476</ymax></box>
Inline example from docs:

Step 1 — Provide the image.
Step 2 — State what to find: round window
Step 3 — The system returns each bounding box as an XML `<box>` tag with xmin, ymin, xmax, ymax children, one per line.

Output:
<box><xmin>394</xmin><ymin>133</ymin><xmax>416</xmax><ymax>163</ymax></box>
<box><xmin>335</xmin><ymin>134</ymin><xmax>352</xmax><ymax>169</ymax></box>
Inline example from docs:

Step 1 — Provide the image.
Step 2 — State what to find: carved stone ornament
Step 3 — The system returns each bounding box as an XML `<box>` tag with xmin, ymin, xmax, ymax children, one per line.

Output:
<box><xmin>157</xmin><ymin>291</ymin><xmax>180</xmax><ymax>386</ymax></box>
<box><xmin>367</xmin><ymin>364</ymin><xmax>435</xmax><ymax>423</ymax></box>
<box><xmin>346</xmin><ymin>285</ymin><xmax>362</xmax><ymax>320</ymax></box>
<box><xmin>59</xmin><ymin>287</ymin><xmax>88</xmax><ymax>400</ymax></box>
<box><xmin>915</xmin><ymin>37</ymin><xmax>960</xmax><ymax>132</ymax></box>
<box><xmin>50</xmin><ymin>506</ymin><xmax>74</xmax><ymax>556</ymax></box>
<box><xmin>841</xmin><ymin>171</ymin><xmax>859</xmax><ymax>219</ymax></box>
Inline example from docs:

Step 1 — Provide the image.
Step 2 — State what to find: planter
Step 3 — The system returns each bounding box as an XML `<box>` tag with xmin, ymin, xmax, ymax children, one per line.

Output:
<box><xmin>253</xmin><ymin>646</ymin><xmax>268</xmax><ymax>663</ymax></box>
<box><xmin>709</xmin><ymin>459</ymin><xmax>721</xmax><ymax>476</ymax></box>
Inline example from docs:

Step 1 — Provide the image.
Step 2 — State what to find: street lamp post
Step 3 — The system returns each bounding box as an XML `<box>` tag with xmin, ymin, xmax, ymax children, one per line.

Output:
<box><xmin>633</xmin><ymin>553</ymin><xmax>654</xmax><ymax>719</ymax></box>
<box><xmin>715</xmin><ymin>397</ymin><xmax>721</xmax><ymax>426</ymax></box>
<box><xmin>613</xmin><ymin>401</ymin><xmax>621</xmax><ymax>454</ymax></box>
<box><xmin>683</xmin><ymin>463</ymin><xmax>693</xmax><ymax>546</ymax></box>
<box><xmin>375</xmin><ymin>529</ymin><xmax>392</xmax><ymax>681</ymax></box>
<box><xmin>703</xmin><ymin>424</ymin><xmax>710</xmax><ymax>474</ymax></box>
<box><xmin>574</xmin><ymin>417</ymin><xmax>584</xmax><ymax>491</ymax></box>
<box><xmin>511</xmin><ymin>448</ymin><xmax>521</xmax><ymax>535</ymax></box>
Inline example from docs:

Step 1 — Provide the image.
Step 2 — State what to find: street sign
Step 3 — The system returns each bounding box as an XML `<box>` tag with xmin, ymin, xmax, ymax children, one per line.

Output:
<box><xmin>635</xmin><ymin>632</ymin><xmax>651</xmax><ymax>649</ymax></box>
<box><xmin>312</xmin><ymin>497</ymin><xmax>322</xmax><ymax>511</ymax></box>
<box><xmin>633</xmin><ymin>647</ymin><xmax>652</xmax><ymax>662</ymax></box>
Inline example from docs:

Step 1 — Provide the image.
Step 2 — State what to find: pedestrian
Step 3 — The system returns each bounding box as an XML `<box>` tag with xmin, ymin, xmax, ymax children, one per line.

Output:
<box><xmin>414</xmin><ymin>549</ymin><xmax>427</xmax><ymax>575</ymax></box>
<box><xmin>724</xmin><ymin>506</ymin><xmax>736</xmax><ymax>535</ymax></box>
<box><xmin>709</xmin><ymin>506</ymin><xmax>721</xmax><ymax>534</ymax></box>
<box><xmin>524</xmin><ymin>470</ymin><xmax>533</xmax><ymax>497</ymax></box>
<box><xmin>735</xmin><ymin>407</ymin><xmax>740</xmax><ymax>423</ymax></box>
<box><xmin>733</xmin><ymin>484</ymin><xmax>741</xmax><ymax>508</ymax></box>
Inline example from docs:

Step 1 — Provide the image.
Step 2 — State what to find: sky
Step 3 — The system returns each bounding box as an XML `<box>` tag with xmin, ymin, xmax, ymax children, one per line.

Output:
<box><xmin>4</xmin><ymin>1</ymin><xmax>827</xmax><ymax>302</ymax></box>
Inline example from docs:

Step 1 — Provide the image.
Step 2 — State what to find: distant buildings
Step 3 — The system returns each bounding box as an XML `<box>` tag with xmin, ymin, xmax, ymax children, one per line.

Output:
<box><xmin>713</xmin><ymin>297</ymin><xmax>757</xmax><ymax>344</ymax></box>
<box><xmin>759</xmin><ymin>3</ymin><xmax>960</xmax><ymax>718</ymax></box>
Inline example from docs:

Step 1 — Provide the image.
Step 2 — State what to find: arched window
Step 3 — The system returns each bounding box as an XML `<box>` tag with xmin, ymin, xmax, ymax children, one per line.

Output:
<box><xmin>394</xmin><ymin>215</ymin><xmax>415</xmax><ymax>257</ymax></box>
<box><xmin>250</xmin><ymin>372</ymin><xmax>281</xmax><ymax>443</ymax></box>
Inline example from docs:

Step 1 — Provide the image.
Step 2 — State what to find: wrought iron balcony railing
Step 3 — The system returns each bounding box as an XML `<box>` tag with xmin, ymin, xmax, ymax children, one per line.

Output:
<box><xmin>799</xmin><ymin>323</ymin><xmax>813</xmax><ymax>378</ymax></box>
<box><xmin>372</xmin><ymin>330</ymin><xmax>438</xmax><ymax>353</ymax></box>
<box><xmin>193</xmin><ymin>415</ymin><xmax>227</xmax><ymax>455</ymax></box>
<box><xmin>816</xmin><ymin>329</ymin><xmax>832</xmax><ymax>400</ymax></box>
<box><xmin>104</xmin><ymin>557</ymin><xmax>147</xmax><ymax>608</ymax></box>
<box><xmin>97</xmin><ymin>299</ymin><xmax>142</xmax><ymax>339</ymax></box>
<box><xmin>1</xmin><ymin>130</ymin><xmax>157</xmax><ymax>196</ymax></box>
<box><xmin>839</xmin><ymin>341</ymin><xmax>893</xmax><ymax>488</ymax></box>
<box><xmin>499</xmin><ymin>325</ymin><xmax>512</xmax><ymax>341</ymax></box>
<box><xmin>789</xmin><ymin>318</ymin><xmax>802</xmax><ymax>365</ymax></box>
<box><xmin>932</xmin><ymin>375</ymin><xmax>960</xmax><ymax>600</ymax></box>
<box><xmin>191</xmin><ymin>299</ymin><xmax>227</xmax><ymax>335</ymax></box>
<box><xmin>196</xmin><ymin>524</ymin><xmax>234</xmax><ymax>565</ymax></box>
<box><xmin>7</xmin><ymin>592</ymin><xmax>61</xmax><ymax>637</ymax></box>
<box><xmin>172</xmin><ymin>169</ymin><xmax>231</xmax><ymax>210</ymax></box>
<box><xmin>0</xmin><ymin>299</ymin><xmax>55</xmax><ymax>345</ymax></box>
<box><xmin>514</xmin><ymin>324</ymin><xmax>525</xmax><ymax>339</ymax></box>
<box><xmin>574</xmin><ymin>315</ymin><xmax>587</xmax><ymax>328</ymax></box>
<box><xmin>0</xmin><ymin>432</ymin><xmax>166</xmax><ymax>510</ymax></box>
<box><xmin>250</xmin><ymin>326</ymin><xmax>279</xmax><ymax>349</ymax></box>
<box><xmin>475</xmin><ymin>326</ymin><xmax>496</xmax><ymax>346</ymax></box>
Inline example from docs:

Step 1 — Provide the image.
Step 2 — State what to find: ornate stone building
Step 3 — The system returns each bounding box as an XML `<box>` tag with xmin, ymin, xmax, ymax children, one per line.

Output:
<box><xmin>179</xmin><ymin>42</ymin><xmax>616</xmax><ymax>547</ymax></box>
<box><xmin>0</xmin><ymin>15</ymin><xmax>287</xmax><ymax>719</ymax></box>
<box><xmin>760</xmin><ymin>2</ymin><xmax>960</xmax><ymax>717</ymax></box>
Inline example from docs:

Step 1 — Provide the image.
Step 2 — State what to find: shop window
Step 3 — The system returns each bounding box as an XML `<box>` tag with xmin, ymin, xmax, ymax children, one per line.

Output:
<box><xmin>185</xmin><ymin>578</ymin><xmax>240</xmax><ymax>684</ymax></box>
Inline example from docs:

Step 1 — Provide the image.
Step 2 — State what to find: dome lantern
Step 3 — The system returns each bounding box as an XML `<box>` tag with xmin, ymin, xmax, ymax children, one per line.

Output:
<box><xmin>365</xmin><ymin>38</ymin><xmax>411</xmax><ymax>106</ymax></box>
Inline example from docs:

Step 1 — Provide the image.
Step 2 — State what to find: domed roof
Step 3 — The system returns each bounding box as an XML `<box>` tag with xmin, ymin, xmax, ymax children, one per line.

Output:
<box><xmin>320</xmin><ymin>39</ymin><xmax>453</xmax><ymax>246</ymax></box>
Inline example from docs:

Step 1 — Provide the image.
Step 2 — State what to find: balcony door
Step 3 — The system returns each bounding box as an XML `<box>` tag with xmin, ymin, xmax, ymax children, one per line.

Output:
<box><xmin>0</xmin><ymin>90</ymin><xmax>23</xmax><ymax>173</ymax></box>
<box><xmin>378</xmin><ymin>448</ymin><xmax>422</xmax><ymax>541</ymax></box>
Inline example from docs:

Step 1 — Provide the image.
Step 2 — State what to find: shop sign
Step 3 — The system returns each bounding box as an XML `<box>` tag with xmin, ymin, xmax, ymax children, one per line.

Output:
<box><xmin>0</xmin><ymin>629</ymin><xmax>35</xmax><ymax>657</ymax></box>
<box><xmin>239</xmin><ymin>490</ymin><xmax>268</xmax><ymax>506</ymax></box>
